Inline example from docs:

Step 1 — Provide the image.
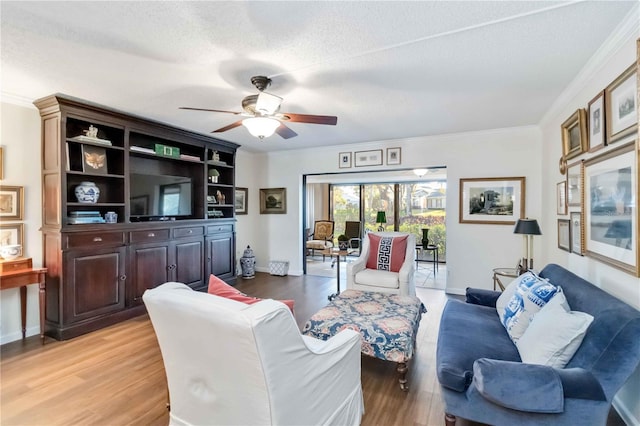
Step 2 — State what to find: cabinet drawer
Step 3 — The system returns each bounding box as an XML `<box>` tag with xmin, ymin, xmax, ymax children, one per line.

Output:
<box><xmin>207</xmin><ymin>224</ymin><xmax>233</xmax><ymax>234</ymax></box>
<box><xmin>174</xmin><ymin>226</ymin><xmax>205</xmax><ymax>238</ymax></box>
<box><xmin>130</xmin><ymin>229</ymin><xmax>170</xmax><ymax>243</ymax></box>
<box><xmin>0</xmin><ymin>257</ymin><xmax>33</xmax><ymax>273</ymax></box>
<box><xmin>65</xmin><ymin>232</ymin><xmax>125</xmax><ymax>249</ymax></box>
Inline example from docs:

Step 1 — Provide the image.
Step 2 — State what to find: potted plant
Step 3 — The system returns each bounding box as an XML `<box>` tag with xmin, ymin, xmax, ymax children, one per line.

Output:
<box><xmin>337</xmin><ymin>234</ymin><xmax>349</xmax><ymax>250</ymax></box>
<box><xmin>208</xmin><ymin>168</ymin><xmax>220</xmax><ymax>183</ymax></box>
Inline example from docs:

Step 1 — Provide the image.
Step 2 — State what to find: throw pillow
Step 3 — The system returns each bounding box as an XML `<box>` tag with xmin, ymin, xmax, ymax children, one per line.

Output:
<box><xmin>365</xmin><ymin>234</ymin><xmax>408</xmax><ymax>273</ymax></box>
<box><xmin>207</xmin><ymin>275</ymin><xmax>295</xmax><ymax>313</ymax></box>
<box><xmin>517</xmin><ymin>290</ymin><xmax>594</xmax><ymax>368</ymax></box>
<box><xmin>499</xmin><ymin>272</ymin><xmax>559</xmax><ymax>343</ymax></box>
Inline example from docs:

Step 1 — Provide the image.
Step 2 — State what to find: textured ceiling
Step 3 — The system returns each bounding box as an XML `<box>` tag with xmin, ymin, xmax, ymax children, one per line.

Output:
<box><xmin>1</xmin><ymin>1</ymin><xmax>636</xmax><ymax>152</ymax></box>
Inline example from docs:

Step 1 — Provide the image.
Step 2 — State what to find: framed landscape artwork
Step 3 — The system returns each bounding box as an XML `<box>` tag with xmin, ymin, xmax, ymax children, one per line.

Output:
<box><xmin>588</xmin><ymin>91</ymin><xmax>606</xmax><ymax>152</ymax></box>
<box><xmin>459</xmin><ymin>177</ymin><xmax>525</xmax><ymax>225</ymax></box>
<box><xmin>260</xmin><ymin>187</ymin><xmax>287</xmax><ymax>214</ymax></box>
<box><xmin>0</xmin><ymin>223</ymin><xmax>24</xmax><ymax>248</ymax></box>
<box><xmin>354</xmin><ymin>149</ymin><xmax>383</xmax><ymax>167</ymax></box>
<box><xmin>0</xmin><ymin>185</ymin><xmax>23</xmax><ymax>220</ymax></box>
<box><xmin>561</xmin><ymin>108</ymin><xmax>588</xmax><ymax>160</ymax></box>
<box><xmin>605</xmin><ymin>64</ymin><xmax>637</xmax><ymax>144</ymax></box>
<box><xmin>584</xmin><ymin>143</ymin><xmax>637</xmax><ymax>276</ymax></box>
<box><xmin>235</xmin><ymin>187</ymin><xmax>248</xmax><ymax>215</ymax></box>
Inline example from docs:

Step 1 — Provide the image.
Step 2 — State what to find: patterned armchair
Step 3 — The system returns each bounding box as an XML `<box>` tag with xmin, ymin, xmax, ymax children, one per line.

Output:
<box><xmin>306</xmin><ymin>220</ymin><xmax>335</xmax><ymax>261</ymax></box>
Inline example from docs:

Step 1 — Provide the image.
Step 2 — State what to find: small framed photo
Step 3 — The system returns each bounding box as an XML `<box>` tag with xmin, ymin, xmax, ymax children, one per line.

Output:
<box><xmin>339</xmin><ymin>152</ymin><xmax>352</xmax><ymax>169</ymax></box>
<box><xmin>566</xmin><ymin>160</ymin><xmax>583</xmax><ymax>207</ymax></box>
<box><xmin>588</xmin><ymin>90</ymin><xmax>606</xmax><ymax>152</ymax></box>
<box><xmin>354</xmin><ymin>149</ymin><xmax>383</xmax><ymax>167</ymax></box>
<box><xmin>0</xmin><ymin>185</ymin><xmax>24</xmax><ymax>220</ymax></box>
<box><xmin>605</xmin><ymin>64</ymin><xmax>637</xmax><ymax>144</ymax></box>
<box><xmin>561</xmin><ymin>108</ymin><xmax>588</xmax><ymax>160</ymax></box>
<box><xmin>0</xmin><ymin>222</ymin><xmax>24</xmax><ymax>249</ymax></box>
<box><xmin>260</xmin><ymin>187</ymin><xmax>286</xmax><ymax>214</ymax></box>
<box><xmin>570</xmin><ymin>211</ymin><xmax>583</xmax><ymax>255</ymax></box>
<box><xmin>82</xmin><ymin>145</ymin><xmax>108</xmax><ymax>174</ymax></box>
<box><xmin>459</xmin><ymin>177</ymin><xmax>525</xmax><ymax>225</ymax></box>
<box><xmin>556</xmin><ymin>181</ymin><xmax>567</xmax><ymax>215</ymax></box>
<box><xmin>235</xmin><ymin>187</ymin><xmax>248</xmax><ymax>215</ymax></box>
<box><xmin>386</xmin><ymin>147</ymin><xmax>401</xmax><ymax>165</ymax></box>
<box><xmin>558</xmin><ymin>219</ymin><xmax>571</xmax><ymax>252</ymax></box>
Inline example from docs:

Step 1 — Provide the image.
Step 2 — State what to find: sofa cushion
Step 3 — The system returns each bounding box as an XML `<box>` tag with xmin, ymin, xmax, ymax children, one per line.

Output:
<box><xmin>436</xmin><ymin>299</ymin><xmax>520</xmax><ymax>392</ymax></box>
<box><xmin>366</xmin><ymin>234</ymin><xmax>408</xmax><ymax>272</ymax></box>
<box><xmin>517</xmin><ymin>290</ymin><xmax>593</xmax><ymax>368</ymax></box>
<box><xmin>208</xmin><ymin>274</ymin><xmax>295</xmax><ymax>313</ymax></box>
<box><xmin>354</xmin><ymin>268</ymin><xmax>400</xmax><ymax>289</ymax></box>
<box><xmin>498</xmin><ymin>272</ymin><xmax>559</xmax><ymax>343</ymax></box>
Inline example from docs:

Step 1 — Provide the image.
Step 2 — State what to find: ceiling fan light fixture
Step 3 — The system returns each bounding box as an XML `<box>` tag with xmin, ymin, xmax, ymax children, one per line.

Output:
<box><xmin>255</xmin><ymin>92</ymin><xmax>283</xmax><ymax>115</ymax></box>
<box><xmin>413</xmin><ymin>168</ymin><xmax>428</xmax><ymax>177</ymax></box>
<box><xmin>242</xmin><ymin>117</ymin><xmax>280</xmax><ymax>139</ymax></box>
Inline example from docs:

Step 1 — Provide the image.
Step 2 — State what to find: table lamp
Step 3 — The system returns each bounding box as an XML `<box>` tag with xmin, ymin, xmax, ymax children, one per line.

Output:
<box><xmin>514</xmin><ymin>218</ymin><xmax>542</xmax><ymax>272</ymax></box>
<box><xmin>376</xmin><ymin>211</ymin><xmax>387</xmax><ymax>231</ymax></box>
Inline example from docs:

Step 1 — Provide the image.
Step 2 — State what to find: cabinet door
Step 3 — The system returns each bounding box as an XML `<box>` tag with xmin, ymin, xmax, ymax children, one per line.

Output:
<box><xmin>63</xmin><ymin>246</ymin><xmax>126</xmax><ymax>323</ymax></box>
<box><xmin>129</xmin><ymin>242</ymin><xmax>171</xmax><ymax>305</ymax></box>
<box><xmin>206</xmin><ymin>233</ymin><xmax>234</xmax><ymax>280</ymax></box>
<box><xmin>173</xmin><ymin>237</ymin><xmax>204</xmax><ymax>290</ymax></box>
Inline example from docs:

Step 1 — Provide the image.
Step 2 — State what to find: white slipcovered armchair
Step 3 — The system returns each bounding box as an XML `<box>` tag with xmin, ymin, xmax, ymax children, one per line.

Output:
<box><xmin>143</xmin><ymin>282</ymin><xmax>364</xmax><ymax>426</ymax></box>
<box><xmin>346</xmin><ymin>231</ymin><xmax>416</xmax><ymax>297</ymax></box>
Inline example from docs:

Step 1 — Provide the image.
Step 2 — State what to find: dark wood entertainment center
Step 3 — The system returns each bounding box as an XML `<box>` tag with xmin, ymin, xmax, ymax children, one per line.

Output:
<box><xmin>35</xmin><ymin>94</ymin><xmax>239</xmax><ymax>340</ymax></box>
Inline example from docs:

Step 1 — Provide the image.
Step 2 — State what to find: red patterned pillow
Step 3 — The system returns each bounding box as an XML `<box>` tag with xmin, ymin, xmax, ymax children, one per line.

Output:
<box><xmin>366</xmin><ymin>234</ymin><xmax>408</xmax><ymax>273</ymax></box>
<box><xmin>207</xmin><ymin>275</ymin><xmax>294</xmax><ymax>313</ymax></box>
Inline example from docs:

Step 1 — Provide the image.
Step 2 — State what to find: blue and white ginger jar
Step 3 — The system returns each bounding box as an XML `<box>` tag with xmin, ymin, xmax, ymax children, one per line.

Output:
<box><xmin>75</xmin><ymin>181</ymin><xmax>100</xmax><ymax>203</ymax></box>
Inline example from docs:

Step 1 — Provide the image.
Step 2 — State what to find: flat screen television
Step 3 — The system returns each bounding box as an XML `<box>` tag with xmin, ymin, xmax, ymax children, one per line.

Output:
<box><xmin>130</xmin><ymin>173</ymin><xmax>193</xmax><ymax>220</ymax></box>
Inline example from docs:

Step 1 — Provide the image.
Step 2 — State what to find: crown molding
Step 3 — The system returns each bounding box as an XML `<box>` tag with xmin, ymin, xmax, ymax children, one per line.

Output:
<box><xmin>540</xmin><ymin>3</ymin><xmax>640</xmax><ymax>127</ymax></box>
<box><xmin>0</xmin><ymin>92</ymin><xmax>37</xmax><ymax>109</ymax></box>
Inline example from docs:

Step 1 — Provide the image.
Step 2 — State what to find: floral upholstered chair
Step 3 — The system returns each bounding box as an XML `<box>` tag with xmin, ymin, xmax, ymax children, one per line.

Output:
<box><xmin>306</xmin><ymin>220</ymin><xmax>335</xmax><ymax>261</ymax></box>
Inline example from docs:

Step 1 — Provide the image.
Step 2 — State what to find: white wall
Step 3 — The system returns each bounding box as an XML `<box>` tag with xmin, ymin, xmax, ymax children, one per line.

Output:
<box><xmin>236</xmin><ymin>126</ymin><xmax>542</xmax><ymax>294</ymax></box>
<box><xmin>538</xmin><ymin>18</ymin><xmax>640</xmax><ymax>424</ymax></box>
<box><xmin>0</xmin><ymin>102</ymin><xmax>43</xmax><ymax>344</ymax></box>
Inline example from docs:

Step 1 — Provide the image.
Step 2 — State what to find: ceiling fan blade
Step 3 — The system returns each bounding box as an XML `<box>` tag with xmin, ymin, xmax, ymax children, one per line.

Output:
<box><xmin>278</xmin><ymin>112</ymin><xmax>337</xmax><ymax>125</ymax></box>
<box><xmin>180</xmin><ymin>107</ymin><xmax>243</xmax><ymax>115</ymax></box>
<box><xmin>275</xmin><ymin>123</ymin><xmax>298</xmax><ymax>139</ymax></box>
<box><xmin>212</xmin><ymin>120</ymin><xmax>243</xmax><ymax>133</ymax></box>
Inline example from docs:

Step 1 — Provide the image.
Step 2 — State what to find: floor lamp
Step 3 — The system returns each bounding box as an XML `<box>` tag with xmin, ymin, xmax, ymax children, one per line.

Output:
<box><xmin>514</xmin><ymin>218</ymin><xmax>542</xmax><ymax>272</ymax></box>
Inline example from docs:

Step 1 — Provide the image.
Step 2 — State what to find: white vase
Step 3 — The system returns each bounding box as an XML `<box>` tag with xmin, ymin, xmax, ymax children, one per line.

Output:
<box><xmin>75</xmin><ymin>181</ymin><xmax>100</xmax><ymax>203</ymax></box>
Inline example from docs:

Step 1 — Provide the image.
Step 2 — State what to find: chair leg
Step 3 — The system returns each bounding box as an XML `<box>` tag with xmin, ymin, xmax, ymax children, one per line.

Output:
<box><xmin>444</xmin><ymin>413</ymin><xmax>456</xmax><ymax>426</ymax></box>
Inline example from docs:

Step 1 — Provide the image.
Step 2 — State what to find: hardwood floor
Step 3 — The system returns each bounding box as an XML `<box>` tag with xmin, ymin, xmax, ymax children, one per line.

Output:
<box><xmin>0</xmin><ymin>273</ymin><xmax>625</xmax><ymax>426</ymax></box>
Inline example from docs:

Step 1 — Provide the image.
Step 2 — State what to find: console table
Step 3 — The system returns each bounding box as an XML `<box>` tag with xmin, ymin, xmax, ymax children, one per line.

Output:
<box><xmin>0</xmin><ymin>258</ymin><xmax>47</xmax><ymax>343</ymax></box>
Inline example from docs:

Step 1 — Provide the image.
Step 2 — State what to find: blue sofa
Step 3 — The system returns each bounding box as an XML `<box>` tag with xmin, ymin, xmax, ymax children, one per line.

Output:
<box><xmin>436</xmin><ymin>264</ymin><xmax>640</xmax><ymax>426</ymax></box>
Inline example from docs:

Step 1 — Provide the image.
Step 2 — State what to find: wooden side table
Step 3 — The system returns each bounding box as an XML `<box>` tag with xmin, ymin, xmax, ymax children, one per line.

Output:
<box><xmin>492</xmin><ymin>267</ymin><xmax>519</xmax><ymax>291</ymax></box>
<box><xmin>0</xmin><ymin>258</ymin><xmax>47</xmax><ymax>343</ymax></box>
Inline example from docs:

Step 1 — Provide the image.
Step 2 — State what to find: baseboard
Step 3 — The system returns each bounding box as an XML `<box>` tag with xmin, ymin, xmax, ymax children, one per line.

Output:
<box><xmin>613</xmin><ymin>395</ymin><xmax>638</xmax><ymax>426</ymax></box>
<box><xmin>1</xmin><ymin>325</ymin><xmax>40</xmax><ymax>345</ymax></box>
<box><xmin>444</xmin><ymin>287</ymin><xmax>466</xmax><ymax>296</ymax></box>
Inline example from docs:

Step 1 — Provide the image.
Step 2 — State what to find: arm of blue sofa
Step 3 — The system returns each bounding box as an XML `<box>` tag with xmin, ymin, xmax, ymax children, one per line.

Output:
<box><xmin>472</xmin><ymin>359</ymin><xmax>606</xmax><ymax>413</ymax></box>
<box><xmin>465</xmin><ymin>288</ymin><xmax>500</xmax><ymax>307</ymax></box>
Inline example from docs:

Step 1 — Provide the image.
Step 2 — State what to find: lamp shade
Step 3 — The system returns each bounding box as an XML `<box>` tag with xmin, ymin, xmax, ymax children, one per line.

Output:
<box><xmin>376</xmin><ymin>211</ymin><xmax>387</xmax><ymax>224</ymax></box>
<box><xmin>514</xmin><ymin>219</ymin><xmax>542</xmax><ymax>235</ymax></box>
<box><xmin>242</xmin><ymin>117</ymin><xmax>280</xmax><ymax>139</ymax></box>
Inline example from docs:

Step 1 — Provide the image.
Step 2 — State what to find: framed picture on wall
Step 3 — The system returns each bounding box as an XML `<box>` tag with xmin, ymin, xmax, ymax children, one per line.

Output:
<box><xmin>558</xmin><ymin>219</ymin><xmax>571</xmax><ymax>252</ymax></box>
<box><xmin>588</xmin><ymin>90</ymin><xmax>606</xmax><ymax>152</ymax></box>
<box><xmin>386</xmin><ymin>147</ymin><xmax>401</xmax><ymax>165</ymax></box>
<box><xmin>260</xmin><ymin>187</ymin><xmax>287</xmax><ymax>214</ymax></box>
<box><xmin>339</xmin><ymin>152</ymin><xmax>352</xmax><ymax>169</ymax></box>
<box><xmin>570</xmin><ymin>211</ymin><xmax>583</xmax><ymax>255</ymax></box>
<box><xmin>0</xmin><ymin>186</ymin><xmax>24</xmax><ymax>220</ymax></box>
<box><xmin>235</xmin><ymin>187</ymin><xmax>248</xmax><ymax>215</ymax></box>
<box><xmin>354</xmin><ymin>149</ymin><xmax>383</xmax><ymax>167</ymax></box>
<box><xmin>459</xmin><ymin>177</ymin><xmax>525</xmax><ymax>225</ymax></box>
<box><xmin>605</xmin><ymin>64</ymin><xmax>637</xmax><ymax>144</ymax></box>
<box><xmin>557</xmin><ymin>181</ymin><xmax>567</xmax><ymax>215</ymax></box>
<box><xmin>584</xmin><ymin>142</ymin><xmax>637</xmax><ymax>276</ymax></box>
<box><xmin>0</xmin><ymin>222</ymin><xmax>24</xmax><ymax>249</ymax></box>
<box><xmin>566</xmin><ymin>160</ymin><xmax>583</xmax><ymax>207</ymax></box>
<box><xmin>561</xmin><ymin>108</ymin><xmax>588</xmax><ymax>160</ymax></box>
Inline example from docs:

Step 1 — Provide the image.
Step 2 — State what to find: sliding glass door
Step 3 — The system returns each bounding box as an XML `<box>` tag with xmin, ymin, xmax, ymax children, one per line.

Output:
<box><xmin>331</xmin><ymin>185</ymin><xmax>360</xmax><ymax>236</ymax></box>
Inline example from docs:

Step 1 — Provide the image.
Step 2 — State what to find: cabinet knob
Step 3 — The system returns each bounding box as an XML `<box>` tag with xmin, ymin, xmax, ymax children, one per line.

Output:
<box><xmin>93</xmin><ymin>237</ymin><xmax>103</xmax><ymax>242</ymax></box>
<box><xmin>148</xmin><ymin>232</ymin><xmax>155</xmax><ymax>237</ymax></box>
<box><xmin>218</xmin><ymin>227</ymin><xmax>222</xmax><ymax>231</ymax></box>
<box><xmin>119</xmin><ymin>275</ymin><xmax>127</xmax><ymax>281</ymax></box>
<box><xmin>188</xmin><ymin>229</ymin><xmax>193</xmax><ymax>234</ymax></box>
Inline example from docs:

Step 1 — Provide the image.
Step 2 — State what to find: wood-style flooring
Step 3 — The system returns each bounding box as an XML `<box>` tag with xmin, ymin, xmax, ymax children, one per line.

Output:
<box><xmin>0</xmin><ymin>273</ymin><xmax>625</xmax><ymax>426</ymax></box>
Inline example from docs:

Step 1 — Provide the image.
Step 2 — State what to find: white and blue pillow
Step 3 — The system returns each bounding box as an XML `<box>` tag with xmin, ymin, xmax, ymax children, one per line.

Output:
<box><xmin>497</xmin><ymin>272</ymin><xmax>559</xmax><ymax>343</ymax></box>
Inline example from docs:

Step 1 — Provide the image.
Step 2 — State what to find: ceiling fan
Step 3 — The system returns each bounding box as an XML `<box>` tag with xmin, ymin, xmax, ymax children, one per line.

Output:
<box><xmin>180</xmin><ymin>76</ymin><xmax>337</xmax><ymax>139</ymax></box>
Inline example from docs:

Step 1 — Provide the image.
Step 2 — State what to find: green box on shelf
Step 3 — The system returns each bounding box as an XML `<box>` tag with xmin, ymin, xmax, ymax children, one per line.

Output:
<box><xmin>154</xmin><ymin>143</ymin><xmax>180</xmax><ymax>158</ymax></box>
